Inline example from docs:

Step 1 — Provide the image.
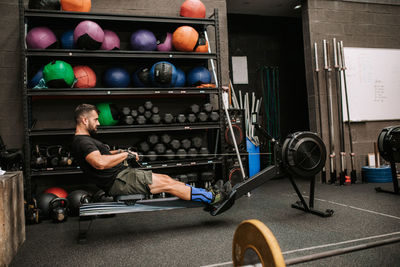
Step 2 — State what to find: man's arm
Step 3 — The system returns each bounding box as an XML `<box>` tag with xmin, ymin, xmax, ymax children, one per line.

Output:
<box><xmin>85</xmin><ymin>150</ymin><xmax>129</xmax><ymax>170</ymax></box>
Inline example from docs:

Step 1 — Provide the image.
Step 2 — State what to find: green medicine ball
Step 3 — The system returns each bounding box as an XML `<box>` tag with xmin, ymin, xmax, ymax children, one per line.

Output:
<box><xmin>43</xmin><ymin>60</ymin><xmax>75</xmax><ymax>88</ymax></box>
<box><xmin>96</xmin><ymin>102</ymin><xmax>120</xmax><ymax>126</ymax></box>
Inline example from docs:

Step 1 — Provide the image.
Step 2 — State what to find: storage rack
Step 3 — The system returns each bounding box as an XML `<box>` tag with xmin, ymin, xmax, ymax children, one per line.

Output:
<box><xmin>19</xmin><ymin>3</ymin><xmax>230</xmax><ymax>200</ymax></box>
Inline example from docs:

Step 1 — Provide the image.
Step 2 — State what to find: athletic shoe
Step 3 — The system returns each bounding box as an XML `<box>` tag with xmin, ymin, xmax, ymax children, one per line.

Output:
<box><xmin>210</xmin><ymin>180</ymin><xmax>232</xmax><ymax>206</ymax></box>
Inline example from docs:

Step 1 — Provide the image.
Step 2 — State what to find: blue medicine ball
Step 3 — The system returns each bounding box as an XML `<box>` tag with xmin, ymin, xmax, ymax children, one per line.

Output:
<box><xmin>174</xmin><ymin>68</ymin><xmax>186</xmax><ymax>87</ymax></box>
<box><xmin>28</xmin><ymin>67</ymin><xmax>44</xmax><ymax>88</ymax></box>
<box><xmin>103</xmin><ymin>67</ymin><xmax>131</xmax><ymax>88</ymax></box>
<box><xmin>150</xmin><ymin>61</ymin><xmax>177</xmax><ymax>87</ymax></box>
<box><xmin>187</xmin><ymin>66</ymin><xmax>211</xmax><ymax>86</ymax></box>
<box><xmin>60</xmin><ymin>30</ymin><xmax>75</xmax><ymax>49</ymax></box>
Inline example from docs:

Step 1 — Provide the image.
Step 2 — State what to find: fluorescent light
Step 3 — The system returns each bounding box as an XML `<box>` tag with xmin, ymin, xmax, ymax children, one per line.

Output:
<box><xmin>294</xmin><ymin>4</ymin><xmax>302</xmax><ymax>10</ymax></box>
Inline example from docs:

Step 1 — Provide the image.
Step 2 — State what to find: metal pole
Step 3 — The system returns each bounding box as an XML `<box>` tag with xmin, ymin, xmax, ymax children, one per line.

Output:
<box><xmin>333</xmin><ymin>38</ymin><xmax>347</xmax><ymax>185</ymax></box>
<box><xmin>314</xmin><ymin>42</ymin><xmax>327</xmax><ymax>183</ymax></box>
<box><xmin>323</xmin><ymin>39</ymin><xmax>337</xmax><ymax>184</ymax></box>
<box><xmin>285</xmin><ymin>236</ymin><xmax>400</xmax><ymax>266</ymax></box>
<box><xmin>339</xmin><ymin>41</ymin><xmax>357</xmax><ymax>183</ymax></box>
<box><xmin>204</xmin><ymin>31</ymin><xmax>218</xmax><ymax>87</ymax></box>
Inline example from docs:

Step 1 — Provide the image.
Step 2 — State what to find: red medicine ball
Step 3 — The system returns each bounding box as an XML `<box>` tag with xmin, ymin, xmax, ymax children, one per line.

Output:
<box><xmin>73</xmin><ymin>65</ymin><xmax>97</xmax><ymax>88</ymax></box>
<box><xmin>44</xmin><ymin>187</ymin><xmax>68</xmax><ymax>199</ymax></box>
<box><xmin>180</xmin><ymin>0</ymin><xmax>206</xmax><ymax>18</ymax></box>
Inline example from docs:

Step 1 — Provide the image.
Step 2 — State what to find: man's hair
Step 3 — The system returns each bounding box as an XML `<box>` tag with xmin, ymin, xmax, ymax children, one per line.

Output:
<box><xmin>74</xmin><ymin>104</ymin><xmax>99</xmax><ymax>124</ymax></box>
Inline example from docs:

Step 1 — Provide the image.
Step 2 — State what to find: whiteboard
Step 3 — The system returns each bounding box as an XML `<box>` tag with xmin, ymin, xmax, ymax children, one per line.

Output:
<box><xmin>342</xmin><ymin>47</ymin><xmax>400</xmax><ymax>122</ymax></box>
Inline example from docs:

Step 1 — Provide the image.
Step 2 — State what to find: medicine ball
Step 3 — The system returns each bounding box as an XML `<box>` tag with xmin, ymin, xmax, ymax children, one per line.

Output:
<box><xmin>187</xmin><ymin>66</ymin><xmax>211</xmax><ymax>86</ymax></box>
<box><xmin>28</xmin><ymin>67</ymin><xmax>44</xmax><ymax>88</ymax></box>
<box><xmin>195</xmin><ymin>32</ymin><xmax>208</xmax><ymax>52</ymax></box>
<box><xmin>150</xmin><ymin>61</ymin><xmax>177</xmax><ymax>87</ymax></box>
<box><xmin>44</xmin><ymin>187</ymin><xmax>68</xmax><ymax>199</ymax></box>
<box><xmin>61</xmin><ymin>0</ymin><xmax>91</xmax><ymax>12</ymax></box>
<box><xmin>130</xmin><ymin>29</ymin><xmax>157</xmax><ymax>51</ymax></box>
<box><xmin>103</xmin><ymin>67</ymin><xmax>130</xmax><ymax>88</ymax></box>
<box><xmin>67</xmin><ymin>190</ymin><xmax>92</xmax><ymax>216</ymax></box>
<box><xmin>29</xmin><ymin>0</ymin><xmax>60</xmax><ymax>10</ymax></box>
<box><xmin>26</xmin><ymin>27</ymin><xmax>58</xmax><ymax>49</ymax></box>
<box><xmin>157</xmin><ymin>32</ymin><xmax>173</xmax><ymax>52</ymax></box>
<box><xmin>172</xmin><ymin>26</ymin><xmax>198</xmax><ymax>52</ymax></box>
<box><xmin>100</xmin><ymin>30</ymin><xmax>120</xmax><ymax>50</ymax></box>
<box><xmin>43</xmin><ymin>60</ymin><xmax>75</xmax><ymax>88</ymax></box>
<box><xmin>180</xmin><ymin>0</ymin><xmax>206</xmax><ymax>18</ymax></box>
<box><xmin>37</xmin><ymin>193</ymin><xmax>57</xmax><ymax>219</ymax></box>
<box><xmin>96</xmin><ymin>102</ymin><xmax>120</xmax><ymax>126</ymax></box>
<box><xmin>74</xmin><ymin>20</ymin><xmax>104</xmax><ymax>50</ymax></box>
<box><xmin>73</xmin><ymin>65</ymin><xmax>97</xmax><ymax>88</ymax></box>
<box><xmin>174</xmin><ymin>68</ymin><xmax>186</xmax><ymax>87</ymax></box>
<box><xmin>60</xmin><ymin>30</ymin><xmax>75</xmax><ymax>49</ymax></box>
<box><xmin>133</xmin><ymin>67</ymin><xmax>151</xmax><ymax>87</ymax></box>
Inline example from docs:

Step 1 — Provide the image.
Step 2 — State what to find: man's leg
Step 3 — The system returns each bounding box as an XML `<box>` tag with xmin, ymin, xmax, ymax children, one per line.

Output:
<box><xmin>149</xmin><ymin>173</ymin><xmax>221</xmax><ymax>204</ymax></box>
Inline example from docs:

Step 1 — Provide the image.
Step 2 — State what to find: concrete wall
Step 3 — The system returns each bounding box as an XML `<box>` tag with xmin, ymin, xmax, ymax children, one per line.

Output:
<box><xmin>0</xmin><ymin>0</ymin><xmax>229</xmax><ymax>148</ymax></box>
<box><xmin>302</xmin><ymin>0</ymin><xmax>400</xmax><ymax>180</ymax></box>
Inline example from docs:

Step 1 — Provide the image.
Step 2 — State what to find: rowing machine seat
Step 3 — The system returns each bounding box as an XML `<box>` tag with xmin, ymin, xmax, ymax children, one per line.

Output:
<box><xmin>114</xmin><ymin>194</ymin><xmax>146</xmax><ymax>205</ymax></box>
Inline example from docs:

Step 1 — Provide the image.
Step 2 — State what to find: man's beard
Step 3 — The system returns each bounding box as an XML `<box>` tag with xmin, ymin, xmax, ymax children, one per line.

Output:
<box><xmin>88</xmin><ymin>124</ymin><xmax>98</xmax><ymax>136</ymax></box>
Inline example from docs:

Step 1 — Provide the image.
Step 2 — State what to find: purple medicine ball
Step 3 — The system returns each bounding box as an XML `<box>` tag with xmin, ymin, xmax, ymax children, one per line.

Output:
<box><xmin>100</xmin><ymin>30</ymin><xmax>120</xmax><ymax>50</ymax></box>
<box><xmin>26</xmin><ymin>27</ymin><xmax>57</xmax><ymax>49</ymax></box>
<box><xmin>74</xmin><ymin>20</ymin><xmax>104</xmax><ymax>50</ymax></box>
<box><xmin>157</xmin><ymin>32</ymin><xmax>173</xmax><ymax>52</ymax></box>
<box><xmin>130</xmin><ymin>29</ymin><xmax>157</xmax><ymax>51</ymax></box>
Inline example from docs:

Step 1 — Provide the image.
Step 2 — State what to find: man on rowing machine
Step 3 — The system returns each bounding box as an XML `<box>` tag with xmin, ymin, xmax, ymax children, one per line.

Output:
<box><xmin>71</xmin><ymin>103</ymin><xmax>232</xmax><ymax>209</ymax></box>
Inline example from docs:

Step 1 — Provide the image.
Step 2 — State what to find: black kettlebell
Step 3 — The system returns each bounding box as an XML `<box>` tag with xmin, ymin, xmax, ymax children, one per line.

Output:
<box><xmin>25</xmin><ymin>198</ymin><xmax>41</xmax><ymax>224</ymax></box>
<box><xmin>32</xmin><ymin>145</ymin><xmax>47</xmax><ymax>169</ymax></box>
<box><xmin>49</xmin><ymin>197</ymin><xmax>69</xmax><ymax>223</ymax></box>
<box><xmin>46</xmin><ymin>145</ymin><xmax>62</xmax><ymax>167</ymax></box>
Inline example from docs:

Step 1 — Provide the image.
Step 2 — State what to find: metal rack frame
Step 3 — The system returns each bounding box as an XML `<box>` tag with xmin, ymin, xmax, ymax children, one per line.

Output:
<box><xmin>19</xmin><ymin>3</ymin><xmax>228</xmax><ymax>200</ymax></box>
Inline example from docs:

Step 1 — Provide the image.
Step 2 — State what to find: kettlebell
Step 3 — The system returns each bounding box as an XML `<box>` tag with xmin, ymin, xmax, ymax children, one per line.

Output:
<box><xmin>32</xmin><ymin>145</ymin><xmax>47</xmax><ymax>169</ymax></box>
<box><xmin>25</xmin><ymin>198</ymin><xmax>41</xmax><ymax>224</ymax></box>
<box><xmin>49</xmin><ymin>197</ymin><xmax>69</xmax><ymax>223</ymax></box>
<box><xmin>46</xmin><ymin>145</ymin><xmax>62</xmax><ymax>167</ymax></box>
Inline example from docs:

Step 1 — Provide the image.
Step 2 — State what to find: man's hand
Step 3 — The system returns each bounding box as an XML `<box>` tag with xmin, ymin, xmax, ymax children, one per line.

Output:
<box><xmin>126</xmin><ymin>151</ymin><xmax>139</xmax><ymax>161</ymax></box>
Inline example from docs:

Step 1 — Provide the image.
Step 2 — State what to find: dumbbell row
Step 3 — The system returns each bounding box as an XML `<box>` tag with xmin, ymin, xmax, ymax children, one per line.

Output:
<box><xmin>139</xmin><ymin>147</ymin><xmax>211</xmax><ymax>162</ymax></box>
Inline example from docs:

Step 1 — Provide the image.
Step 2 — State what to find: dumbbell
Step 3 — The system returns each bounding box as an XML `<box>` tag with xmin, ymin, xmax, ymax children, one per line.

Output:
<box><xmin>121</xmin><ymin>106</ymin><xmax>131</xmax><ymax>116</ymax></box>
<box><xmin>144</xmin><ymin>110</ymin><xmax>152</xmax><ymax>119</ymax></box>
<box><xmin>138</xmin><ymin>106</ymin><xmax>145</xmax><ymax>114</ymax></box>
<box><xmin>150</xmin><ymin>114</ymin><xmax>161</xmax><ymax>124</ymax></box>
<box><xmin>191</xmin><ymin>137</ymin><xmax>203</xmax><ymax>148</ymax></box>
<box><xmin>154</xmin><ymin>143</ymin><xmax>166</xmax><ymax>154</ymax></box>
<box><xmin>147</xmin><ymin>135</ymin><xmax>159</xmax><ymax>146</ymax></box>
<box><xmin>209</xmin><ymin>111</ymin><xmax>219</xmax><ymax>121</ymax></box>
<box><xmin>199</xmin><ymin>147</ymin><xmax>209</xmax><ymax>157</ymax></box>
<box><xmin>187</xmin><ymin>173</ymin><xmax>198</xmax><ymax>187</ymax></box>
<box><xmin>161</xmin><ymin>134</ymin><xmax>172</xmax><ymax>144</ymax></box>
<box><xmin>181</xmin><ymin>139</ymin><xmax>191</xmax><ymax>150</ymax></box>
<box><xmin>187</xmin><ymin>114</ymin><xmax>197</xmax><ymax>123</ymax></box>
<box><xmin>130</xmin><ymin>109</ymin><xmax>138</xmax><ymax>118</ymax></box>
<box><xmin>151</xmin><ymin>106</ymin><xmax>159</xmax><ymax>114</ymax></box>
<box><xmin>164</xmin><ymin>113</ymin><xmax>174</xmax><ymax>124</ymax></box>
<box><xmin>147</xmin><ymin>151</ymin><xmax>157</xmax><ymax>161</ymax></box>
<box><xmin>165</xmin><ymin>149</ymin><xmax>175</xmax><ymax>160</ymax></box>
<box><xmin>137</xmin><ymin>115</ymin><xmax>146</xmax><ymax>125</ymax></box>
<box><xmin>188</xmin><ymin>104</ymin><xmax>200</xmax><ymax>114</ymax></box>
<box><xmin>176</xmin><ymin>148</ymin><xmax>187</xmax><ymax>159</ymax></box>
<box><xmin>123</xmin><ymin>115</ymin><xmax>134</xmax><ymax>125</ymax></box>
<box><xmin>201</xmin><ymin>171</ymin><xmax>215</xmax><ymax>188</ymax></box>
<box><xmin>139</xmin><ymin>142</ymin><xmax>150</xmax><ymax>153</ymax></box>
<box><xmin>177</xmin><ymin>114</ymin><xmax>186</xmax><ymax>123</ymax></box>
<box><xmin>144</xmin><ymin>101</ymin><xmax>153</xmax><ymax>110</ymax></box>
<box><xmin>170</xmin><ymin>139</ymin><xmax>181</xmax><ymax>150</ymax></box>
<box><xmin>203</xmin><ymin>103</ymin><xmax>213</xmax><ymax>113</ymax></box>
<box><xmin>198</xmin><ymin>112</ymin><xmax>208</xmax><ymax>122</ymax></box>
<box><xmin>187</xmin><ymin>148</ymin><xmax>198</xmax><ymax>158</ymax></box>
<box><xmin>178</xmin><ymin>174</ymin><xmax>189</xmax><ymax>184</ymax></box>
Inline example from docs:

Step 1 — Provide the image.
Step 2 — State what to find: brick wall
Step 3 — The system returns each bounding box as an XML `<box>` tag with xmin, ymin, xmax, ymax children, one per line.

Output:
<box><xmin>0</xmin><ymin>0</ymin><xmax>229</xmax><ymax>148</ymax></box>
<box><xmin>302</xmin><ymin>0</ymin><xmax>400</xmax><ymax>179</ymax></box>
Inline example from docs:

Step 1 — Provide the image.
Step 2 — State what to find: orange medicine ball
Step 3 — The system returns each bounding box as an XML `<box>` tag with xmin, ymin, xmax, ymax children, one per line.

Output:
<box><xmin>61</xmin><ymin>0</ymin><xmax>91</xmax><ymax>12</ymax></box>
<box><xmin>73</xmin><ymin>65</ymin><xmax>96</xmax><ymax>88</ymax></box>
<box><xmin>180</xmin><ymin>0</ymin><xmax>206</xmax><ymax>18</ymax></box>
<box><xmin>195</xmin><ymin>33</ymin><xmax>208</xmax><ymax>52</ymax></box>
<box><xmin>172</xmin><ymin>26</ymin><xmax>199</xmax><ymax>52</ymax></box>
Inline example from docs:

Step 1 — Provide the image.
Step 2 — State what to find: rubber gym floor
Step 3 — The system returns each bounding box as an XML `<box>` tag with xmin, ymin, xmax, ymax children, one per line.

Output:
<box><xmin>11</xmin><ymin>177</ymin><xmax>400</xmax><ymax>267</ymax></box>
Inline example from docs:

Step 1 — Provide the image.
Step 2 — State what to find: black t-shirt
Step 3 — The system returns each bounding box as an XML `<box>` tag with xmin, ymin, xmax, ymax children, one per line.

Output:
<box><xmin>71</xmin><ymin>135</ymin><xmax>126</xmax><ymax>192</ymax></box>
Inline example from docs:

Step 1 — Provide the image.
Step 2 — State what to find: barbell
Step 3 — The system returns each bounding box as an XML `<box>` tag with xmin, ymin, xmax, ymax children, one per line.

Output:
<box><xmin>232</xmin><ymin>220</ymin><xmax>400</xmax><ymax>266</ymax></box>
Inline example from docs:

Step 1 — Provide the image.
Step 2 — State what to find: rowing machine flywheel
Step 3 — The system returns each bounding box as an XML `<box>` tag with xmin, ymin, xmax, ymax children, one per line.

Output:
<box><xmin>377</xmin><ymin>125</ymin><xmax>400</xmax><ymax>163</ymax></box>
<box><xmin>281</xmin><ymin>131</ymin><xmax>326</xmax><ymax>178</ymax></box>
